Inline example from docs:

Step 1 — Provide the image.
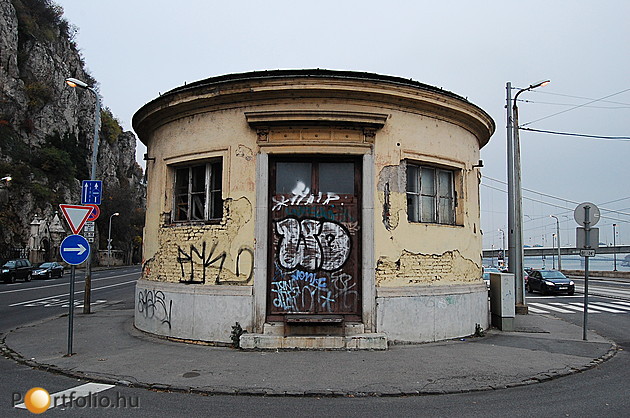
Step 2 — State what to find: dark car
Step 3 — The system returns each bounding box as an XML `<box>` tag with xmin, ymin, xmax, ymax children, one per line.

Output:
<box><xmin>32</xmin><ymin>262</ymin><xmax>65</xmax><ymax>279</ymax></box>
<box><xmin>527</xmin><ymin>270</ymin><xmax>574</xmax><ymax>295</ymax></box>
<box><xmin>1</xmin><ymin>259</ymin><xmax>33</xmax><ymax>283</ymax></box>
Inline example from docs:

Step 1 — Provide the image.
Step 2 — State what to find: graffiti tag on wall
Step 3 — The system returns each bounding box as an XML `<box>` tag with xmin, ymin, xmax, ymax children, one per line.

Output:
<box><xmin>177</xmin><ymin>241</ymin><xmax>254</xmax><ymax>285</ymax></box>
<box><xmin>137</xmin><ymin>289</ymin><xmax>172</xmax><ymax>329</ymax></box>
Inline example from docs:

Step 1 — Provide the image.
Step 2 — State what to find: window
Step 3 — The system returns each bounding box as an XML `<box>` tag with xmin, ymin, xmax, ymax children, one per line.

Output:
<box><xmin>407</xmin><ymin>163</ymin><xmax>456</xmax><ymax>224</ymax></box>
<box><xmin>173</xmin><ymin>160</ymin><xmax>222</xmax><ymax>222</ymax></box>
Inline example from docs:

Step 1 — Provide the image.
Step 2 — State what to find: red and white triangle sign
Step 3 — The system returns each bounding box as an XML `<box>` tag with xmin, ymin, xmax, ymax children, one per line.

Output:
<box><xmin>59</xmin><ymin>204</ymin><xmax>93</xmax><ymax>235</ymax></box>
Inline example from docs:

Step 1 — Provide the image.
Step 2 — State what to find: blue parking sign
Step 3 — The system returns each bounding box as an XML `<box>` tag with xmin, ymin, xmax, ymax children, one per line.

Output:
<box><xmin>60</xmin><ymin>234</ymin><xmax>91</xmax><ymax>265</ymax></box>
<box><xmin>81</xmin><ymin>180</ymin><xmax>102</xmax><ymax>205</ymax></box>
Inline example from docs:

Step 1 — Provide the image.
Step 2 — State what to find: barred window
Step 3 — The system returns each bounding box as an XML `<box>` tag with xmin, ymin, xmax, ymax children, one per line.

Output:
<box><xmin>406</xmin><ymin>163</ymin><xmax>456</xmax><ymax>224</ymax></box>
<box><xmin>173</xmin><ymin>160</ymin><xmax>222</xmax><ymax>222</ymax></box>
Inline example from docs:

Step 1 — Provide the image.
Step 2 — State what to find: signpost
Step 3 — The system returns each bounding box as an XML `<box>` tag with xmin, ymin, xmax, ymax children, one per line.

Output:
<box><xmin>59</xmin><ymin>204</ymin><xmax>94</xmax><ymax>356</ymax></box>
<box><xmin>574</xmin><ymin>202</ymin><xmax>599</xmax><ymax>341</ymax></box>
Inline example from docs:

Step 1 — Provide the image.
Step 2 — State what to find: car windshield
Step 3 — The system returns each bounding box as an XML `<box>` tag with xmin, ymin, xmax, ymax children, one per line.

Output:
<box><xmin>39</xmin><ymin>263</ymin><xmax>54</xmax><ymax>268</ymax></box>
<box><xmin>3</xmin><ymin>261</ymin><xmax>16</xmax><ymax>268</ymax></box>
<box><xmin>541</xmin><ymin>271</ymin><xmax>567</xmax><ymax>279</ymax></box>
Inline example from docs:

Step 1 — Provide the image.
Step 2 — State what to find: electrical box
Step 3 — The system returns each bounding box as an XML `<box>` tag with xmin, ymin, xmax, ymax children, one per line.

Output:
<box><xmin>490</xmin><ymin>272</ymin><xmax>515</xmax><ymax>331</ymax></box>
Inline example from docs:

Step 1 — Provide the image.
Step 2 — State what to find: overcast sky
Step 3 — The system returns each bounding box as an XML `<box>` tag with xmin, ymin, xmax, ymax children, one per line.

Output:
<box><xmin>54</xmin><ymin>0</ymin><xmax>630</xmax><ymax>250</ymax></box>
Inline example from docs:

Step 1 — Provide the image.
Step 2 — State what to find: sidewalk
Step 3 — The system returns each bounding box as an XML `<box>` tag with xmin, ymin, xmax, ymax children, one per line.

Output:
<box><xmin>0</xmin><ymin>305</ymin><xmax>618</xmax><ymax>397</ymax></box>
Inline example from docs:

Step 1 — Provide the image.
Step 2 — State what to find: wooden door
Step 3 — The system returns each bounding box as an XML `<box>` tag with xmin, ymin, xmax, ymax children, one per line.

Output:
<box><xmin>268</xmin><ymin>157</ymin><xmax>361</xmax><ymax>320</ymax></box>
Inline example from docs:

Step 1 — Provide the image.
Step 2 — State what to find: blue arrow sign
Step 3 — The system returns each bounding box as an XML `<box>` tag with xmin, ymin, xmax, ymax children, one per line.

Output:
<box><xmin>81</xmin><ymin>180</ymin><xmax>102</xmax><ymax>205</ymax></box>
<box><xmin>60</xmin><ymin>234</ymin><xmax>91</xmax><ymax>265</ymax></box>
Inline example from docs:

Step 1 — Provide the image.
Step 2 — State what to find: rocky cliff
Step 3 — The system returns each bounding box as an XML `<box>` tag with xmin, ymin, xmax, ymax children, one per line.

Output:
<box><xmin>0</xmin><ymin>0</ymin><xmax>145</xmax><ymax>263</ymax></box>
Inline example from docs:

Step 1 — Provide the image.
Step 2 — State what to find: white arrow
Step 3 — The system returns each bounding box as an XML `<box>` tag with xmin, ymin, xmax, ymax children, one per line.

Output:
<box><xmin>64</xmin><ymin>244</ymin><xmax>87</xmax><ymax>255</ymax></box>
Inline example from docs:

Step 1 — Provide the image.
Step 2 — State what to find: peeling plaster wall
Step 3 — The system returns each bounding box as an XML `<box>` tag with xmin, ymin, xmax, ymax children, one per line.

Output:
<box><xmin>143</xmin><ymin>198</ymin><xmax>254</xmax><ymax>285</ymax></box>
<box><xmin>373</xmin><ymin>113</ymin><xmax>483</xmax><ymax>288</ymax></box>
<box><xmin>376</xmin><ymin>249</ymin><xmax>480</xmax><ymax>287</ymax></box>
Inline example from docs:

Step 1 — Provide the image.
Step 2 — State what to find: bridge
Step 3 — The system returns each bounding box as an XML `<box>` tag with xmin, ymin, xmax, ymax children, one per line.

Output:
<box><xmin>482</xmin><ymin>245</ymin><xmax>630</xmax><ymax>258</ymax></box>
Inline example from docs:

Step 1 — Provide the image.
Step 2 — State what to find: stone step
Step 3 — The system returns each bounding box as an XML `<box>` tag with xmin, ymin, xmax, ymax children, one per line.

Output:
<box><xmin>240</xmin><ymin>333</ymin><xmax>387</xmax><ymax>350</ymax></box>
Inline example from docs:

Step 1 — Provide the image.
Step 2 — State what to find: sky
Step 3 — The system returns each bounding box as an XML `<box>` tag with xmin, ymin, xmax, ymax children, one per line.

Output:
<box><xmin>54</xmin><ymin>0</ymin><xmax>630</xmax><ymax>250</ymax></box>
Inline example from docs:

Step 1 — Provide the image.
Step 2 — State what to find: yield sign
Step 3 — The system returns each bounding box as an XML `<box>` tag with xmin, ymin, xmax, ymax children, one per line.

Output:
<box><xmin>59</xmin><ymin>204</ymin><xmax>93</xmax><ymax>234</ymax></box>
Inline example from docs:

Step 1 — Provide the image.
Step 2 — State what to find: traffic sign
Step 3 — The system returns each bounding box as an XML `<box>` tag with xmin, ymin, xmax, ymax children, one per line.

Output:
<box><xmin>85</xmin><ymin>204</ymin><xmax>100</xmax><ymax>221</ymax></box>
<box><xmin>60</xmin><ymin>234</ymin><xmax>91</xmax><ymax>265</ymax></box>
<box><xmin>83</xmin><ymin>221</ymin><xmax>95</xmax><ymax>232</ymax></box>
<box><xmin>580</xmin><ymin>249</ymin><xmax>596</xmax><ymax>257</ymax></box>
<box><xmin>81</xmin><ymin>180</ymin><xmax>102</xmax><ymax>205</ymax></box>
<box><xmin>574</xmin><ymin>202</ymin><xmax>600</xmax><ymax>227</ymax></box>
<box><xmin>59</xmin><ymin>204</ymin><xmax>93</xmax><ymax>235</ymax></box>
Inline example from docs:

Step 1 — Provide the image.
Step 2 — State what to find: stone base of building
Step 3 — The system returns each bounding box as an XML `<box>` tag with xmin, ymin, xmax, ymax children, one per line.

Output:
<box><xmin>135</xmin><ymin>279</ymin><xmax>254</xmax><ymax>344</ymax></box>
<box><xmin>376</xmin><ymin>283</ymin><xmax>489</xmax><ymax>343</ymax></box>
<box><xmin>135</xmin><ymin>280</ymin><xmax>488</xmax><ymax>348</ymax></box>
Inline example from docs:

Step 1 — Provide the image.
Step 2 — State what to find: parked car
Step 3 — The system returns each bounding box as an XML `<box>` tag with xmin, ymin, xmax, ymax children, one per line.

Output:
<box><xmin>1</xmin><ymin>259</ymin><xmax>33</xmax><ymax>283</ymax></box>
<box><xmin>32</xmin><ymin>262</ymin><xmax>65</xmax><ymax>279</ymax></box>
<box><xmin>527</xmin><ymin>270</ymin><xmax>575</xmax><ymax>295</ymax></box>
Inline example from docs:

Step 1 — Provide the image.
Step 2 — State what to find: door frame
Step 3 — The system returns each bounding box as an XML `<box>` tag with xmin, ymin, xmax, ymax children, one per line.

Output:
<box><xmin>253</xmin><ymin>151</ymin><xmax>376</xmax><ymax>332</ymax></box>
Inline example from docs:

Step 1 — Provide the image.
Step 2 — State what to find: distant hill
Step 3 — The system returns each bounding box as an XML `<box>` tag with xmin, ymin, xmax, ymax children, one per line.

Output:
<box><xmin>0</xmin><ymin>0</ymin><xmax>145</xmax><ymax>263</ymax></box>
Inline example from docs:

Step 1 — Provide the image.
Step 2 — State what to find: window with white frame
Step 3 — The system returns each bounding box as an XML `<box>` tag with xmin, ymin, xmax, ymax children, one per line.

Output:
<box><xmin>406</xmin><ymin>162</ymin><xmax>456</xmax><ymax>224</ymax></box>
<box><xmin>173</xmin><ymin>160</ymin><xmax>222</xmax><ymax>222</ymax></box>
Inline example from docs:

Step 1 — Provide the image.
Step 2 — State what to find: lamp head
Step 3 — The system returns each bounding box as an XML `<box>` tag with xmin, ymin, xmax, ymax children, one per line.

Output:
<box><xmin>65</xmin><ymin>77</ymin><xmax>89</xmax><ymax>89</ymax></box>
<box><xmin>113</xmin><ymin>212</ymin><xmax>120</xmax><ymax>216</ymax></box>
<box><xmin>1</xmin><ymin>176</ymin><xmax>11</xmax><ymax>182</ymax></box>
<box><xmin>529</xmin><ymin>80</ymin><xmax>550</xmax><ymax>90</ymax></box>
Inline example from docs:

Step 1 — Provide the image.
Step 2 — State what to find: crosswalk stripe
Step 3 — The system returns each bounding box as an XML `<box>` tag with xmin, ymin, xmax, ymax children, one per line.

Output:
<box><xmin>591</xmin><ymin>301</ymin><xmax>630</xmax><ymax>311</ymax></box>
<box><xmin>550</xmin><ymin>303</ymin><xmax>600</xmax><ymax>313</ymax></box>
<box><xmin>528</xmin><ymin>302</ymin><xmax>574</xmax><ymax>313</ymax></box>
<box><xmin>527</xmin><ymin>305</ymin><xmax>549</xmax><ymax>313</ymax></box>
<box><xmin>570</xmin><ymin>302</ymin><xmax>625</xmax><ymax>313</ymax></box>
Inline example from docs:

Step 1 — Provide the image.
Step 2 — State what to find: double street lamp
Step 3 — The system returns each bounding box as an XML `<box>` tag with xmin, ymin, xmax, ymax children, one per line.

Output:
<box><xmin>506</xmin><ymin>80</ymin><xmax>550</xmax><ymax>314</ymax></box>
<box><xmin>65</xmin><ymin>77</ymin><xmax>101</xmax><ymax>314</ymax></box>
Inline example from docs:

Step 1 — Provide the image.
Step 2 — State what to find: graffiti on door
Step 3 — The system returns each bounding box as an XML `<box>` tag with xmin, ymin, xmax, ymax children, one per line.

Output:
<box><xmin>268</xmin><ymin>161</ymin><xmax>361</xmax><ymax>317</ymax></box>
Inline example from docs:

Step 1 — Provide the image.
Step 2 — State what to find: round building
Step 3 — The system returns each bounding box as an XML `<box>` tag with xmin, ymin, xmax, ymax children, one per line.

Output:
<box><xmin>133</xmin><ymin>69</ymin><xmax>495</xmax><ymax>349</ymax></box>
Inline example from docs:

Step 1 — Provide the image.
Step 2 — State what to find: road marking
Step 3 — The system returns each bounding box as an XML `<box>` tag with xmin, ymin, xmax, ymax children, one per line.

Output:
<box><xmin>0</xmin><ymin>271</ymin><xmax>140</xmax><ymax>295</ymax></box>
<box><xmin>526</xmin><ymin>305</ymin><xmax>549</xmax><ymax>313</ymax></box>
<box><xmin>569</xmin><ymin>302</ymin><xmax>625</xmax><ymax>313</ymax></box>
<box><xmin>15</xmin><ymin>383</ymin><xmax>114</xmax><ymax>410</ymax></box>
<box><xmin>590</xmin><ymin>301</ymin><xmax>630</xmax><ymax>311</ymax></box>
<box><xmin>9</xmin><ymin>280</ymin><xmax>136</xmax><ymax>307</ymax></box>
<box><xmin>552</xmin><ymin>303</ymin><xmax>604</xmax><ymax>313</ymax></box>
<box><xmin>528</xmin><ymin>302</ymin><xmax>574</xmax><ymax>313</ymax></box>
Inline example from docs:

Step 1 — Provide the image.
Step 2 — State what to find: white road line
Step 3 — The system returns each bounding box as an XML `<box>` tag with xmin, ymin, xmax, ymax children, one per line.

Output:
<box><xmin>550</xmin><ymin>303</ymin><xmax>601</xmax><ymax>313</ymax></box>
<box><xmin>590</xmin><ymin>301</ymin><xmax>630</xmax><ymax>311</ymax></box>
<box><xmin>528</xmin><ymin>302</ymin><xmax>574</xmax><ymax>313</ymax></box>
<box><xmin>526</xmin><ymin>305</ymin><xmax>549</xmax><ymax>313</ymax></box>
<box><xmin>609</xmin><ymin>300</ymin><xmax>630</xmax><ymax>307</ymax></box>
<box><xmin>575</xmin><ymin>286</ymin><xmax>630</xmax><ymax>297</ymax></box>
<box><xmin>15</xmin><ymin>383</ymin><xmax>114</xmax><ymax>410</ymax></box>
<box><xmin>570</xmin><ymin>302</ymin><xmax>625</xmax><ymax>313</ymax></box>
<box><xmin>8</xmin><ymin>280</ymin><xmax>136</xmax><ymax>307</ymax></box>
<box><xmin>0</xmin><ymin>271</ymin><xmax>139</xmax><ymax>295</ymax></box>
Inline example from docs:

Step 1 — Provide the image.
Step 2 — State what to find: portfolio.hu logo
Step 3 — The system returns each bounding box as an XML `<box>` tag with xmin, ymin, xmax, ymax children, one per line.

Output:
<box><xmin>13</xmin><ymin>384</ymin><xmax>139</xmax><ymax>414</ymax></box>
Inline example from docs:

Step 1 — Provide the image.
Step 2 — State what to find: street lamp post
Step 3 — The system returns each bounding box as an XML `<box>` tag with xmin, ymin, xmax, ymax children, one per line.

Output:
<box><xmin>507</xmin><ymin>80</ymin><xmax>550</xmax><ymax>315</ymax></box>
<box><xmin>107</xmin><ymin>212</ymin><xmax>119</xmax><ymax>268</ymax></box>
<box><xmin>613</xmin><ymin>224</ymin><xmax>618</xmax><ymax>271</ymax></box>
<box><xmin>550</xmin><ymin>215</ymin><xmax>562</xmax><ymax>270</ymax></box>
<box><xmin>65</xmin><ymin>77</ymin><xmax>101</xmax><ymax>314</ymax></box>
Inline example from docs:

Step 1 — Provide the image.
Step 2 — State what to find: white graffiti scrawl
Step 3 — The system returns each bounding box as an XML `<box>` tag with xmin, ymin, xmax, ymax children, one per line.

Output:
<box><xmin>275</xmin><ymin>217</ymin><xmax>351</xmax><ymax>272</ymax></box>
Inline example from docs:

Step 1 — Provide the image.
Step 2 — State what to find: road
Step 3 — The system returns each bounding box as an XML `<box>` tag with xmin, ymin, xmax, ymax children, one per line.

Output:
<box><xmin>1</xmin><ymin>268</ymin><xmax>629</xmax><ymax>416</ymax></box>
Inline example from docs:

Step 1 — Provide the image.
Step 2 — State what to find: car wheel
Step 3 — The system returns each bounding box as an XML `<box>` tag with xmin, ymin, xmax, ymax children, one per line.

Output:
<box><xmin>9</xmin><ymin>274</ymin><xmax>16</xmax><ymax>284</ymax></box>
<box><xmin>568</xmin><ymin>290</ymin><xmax>575</xmax><ymax>296</ymax></box>
<box><xmin>527</xmin><ymin>283</ymin><xmax>534</xmax><ymax>293</ymax></box>
<box><xmin>25</xmin><ymin>273</ymin><xmax>32</xmax><ymax>282</ymax></box>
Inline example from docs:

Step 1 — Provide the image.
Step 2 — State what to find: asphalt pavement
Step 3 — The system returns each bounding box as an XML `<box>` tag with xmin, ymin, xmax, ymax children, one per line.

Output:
<box><xmin>0</xmin><ymin>303</ymin><xmax>618</xmax><ymax>397</ymax></box>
